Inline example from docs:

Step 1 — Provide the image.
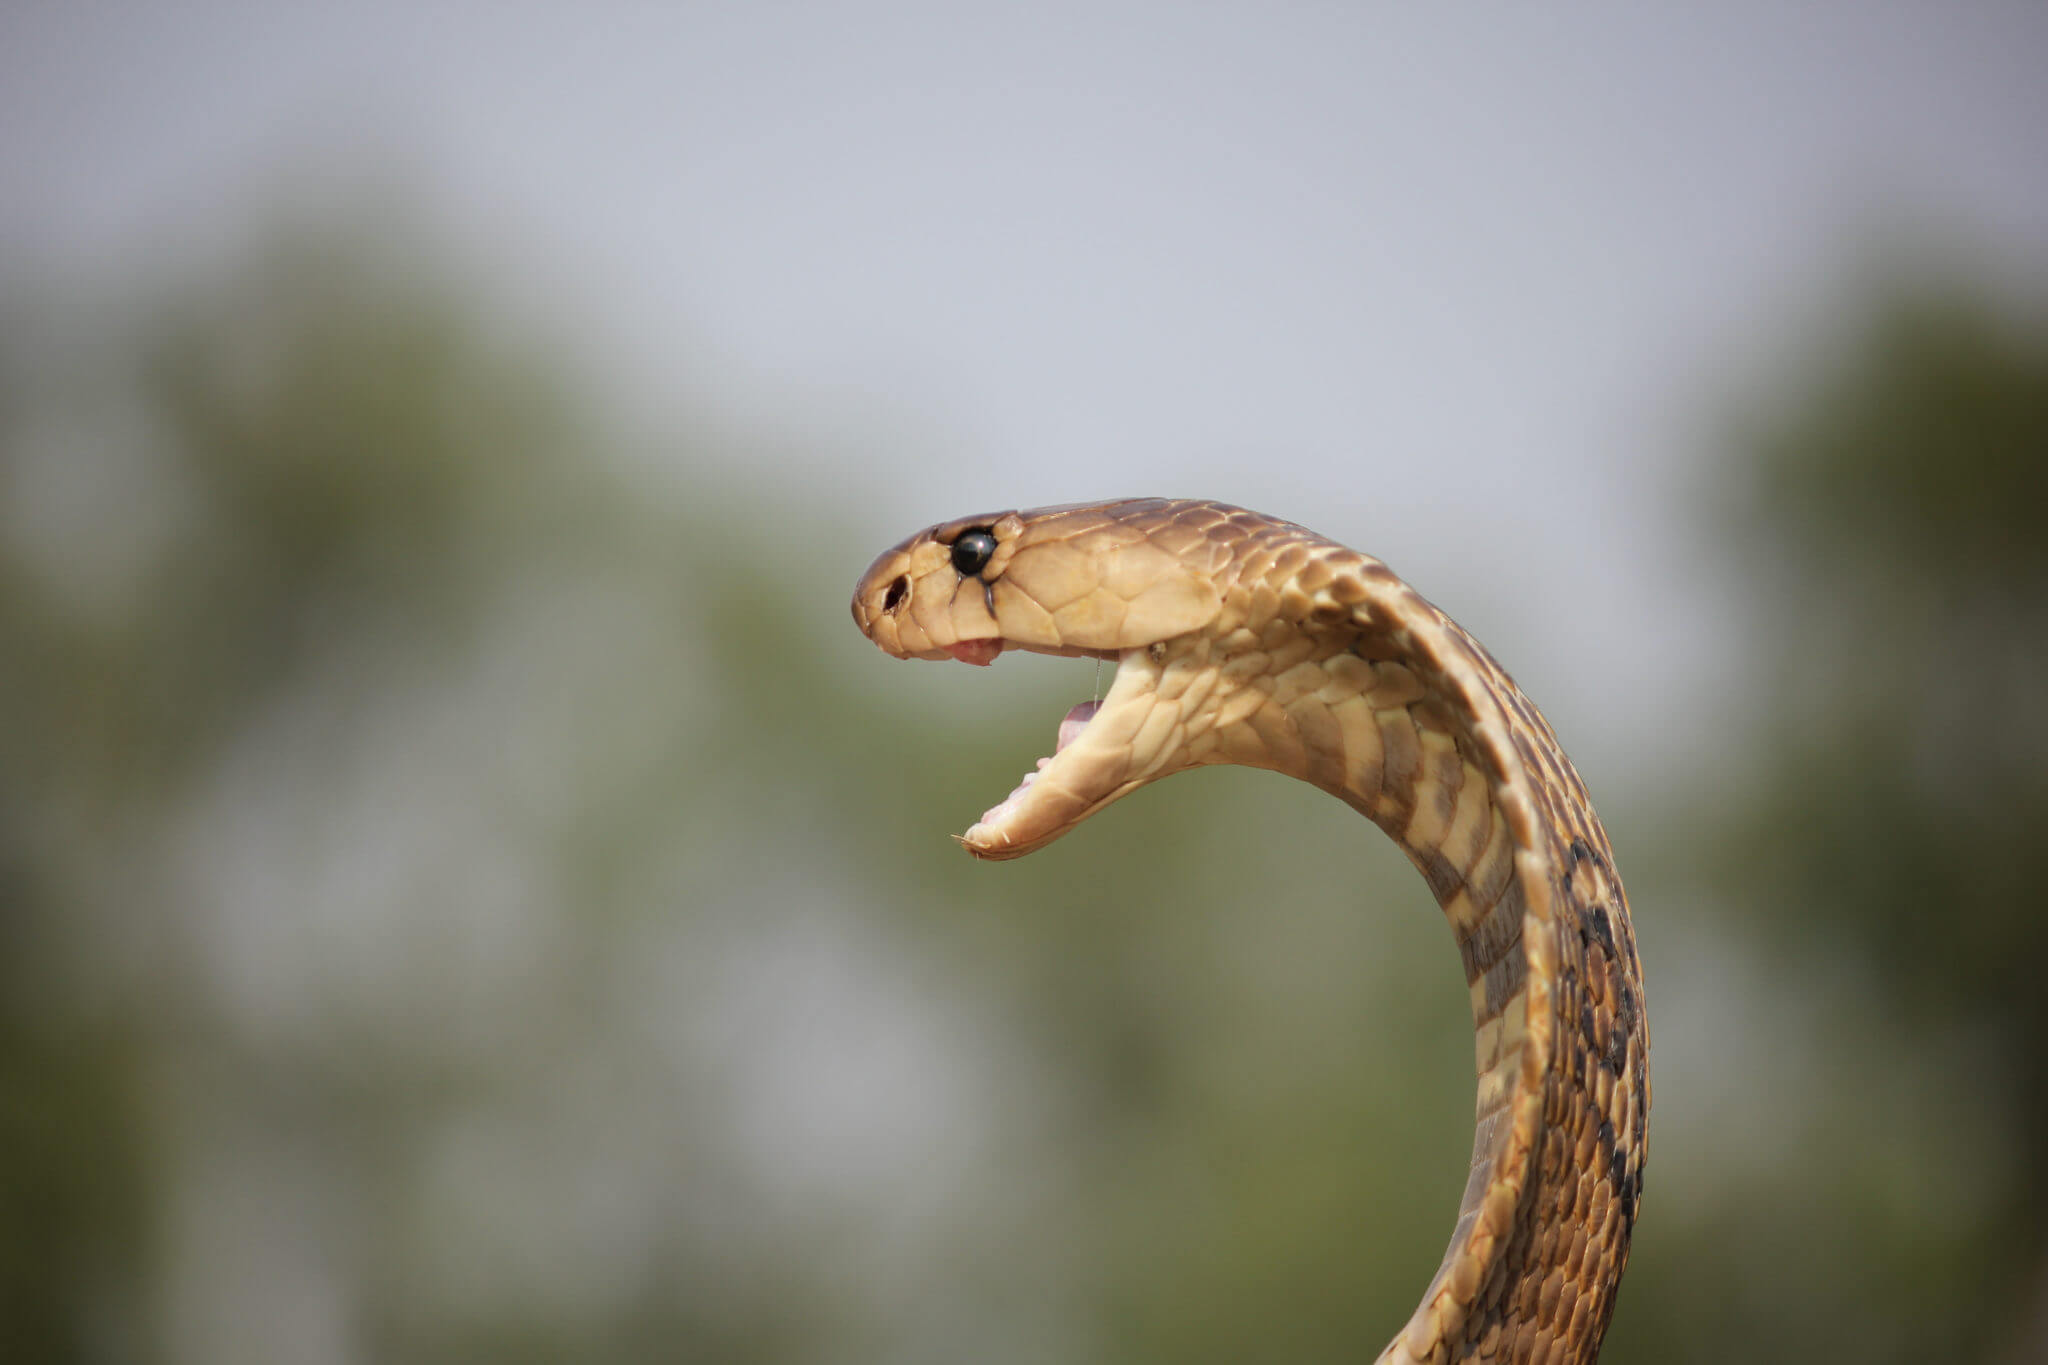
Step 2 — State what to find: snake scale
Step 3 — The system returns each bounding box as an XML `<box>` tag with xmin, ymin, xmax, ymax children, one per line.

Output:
<box><xmin>850</xmin><ymin>498</ymin><xmax>1648</xmax><ymax>1364</ymax></box>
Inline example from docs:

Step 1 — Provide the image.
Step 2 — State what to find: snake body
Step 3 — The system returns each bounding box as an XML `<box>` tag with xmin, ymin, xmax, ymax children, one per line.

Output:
<box><xmin>850</xmin><ymin>499</ymin><xmax>1647</xmax><ymax>1364</ymax></box>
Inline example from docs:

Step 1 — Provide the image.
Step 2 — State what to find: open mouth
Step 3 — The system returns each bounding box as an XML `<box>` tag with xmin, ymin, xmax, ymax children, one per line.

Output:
<box><xmin>975</xmin><ymin>698</ymin><xmax>1102</xmax><ymax>829</ymax></box>
<box><xmin>936</xmin><ymin>639</ymin><xmax>1161</xmax><ymax>861</ymax></box>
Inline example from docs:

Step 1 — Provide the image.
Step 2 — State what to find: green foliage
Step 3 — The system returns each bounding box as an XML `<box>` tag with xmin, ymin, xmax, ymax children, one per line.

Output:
<box><xmin>1670</xmin><ymin>271</ymin><xmax>2048</xmax><ymax>1363</ymax></box>
<box><xmin>1733</xmin><ymin>281</ymin><xmax>2048</xmax><ymax>1032</ymax></box>
<box><xmin>1744</xmin><ymin>281</ymin><xmax>2048</xmax><ymax>584</ymax></box>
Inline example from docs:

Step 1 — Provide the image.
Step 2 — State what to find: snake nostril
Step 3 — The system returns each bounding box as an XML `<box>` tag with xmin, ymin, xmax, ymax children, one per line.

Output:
<box><xmin>882</xmin><ymin>576</ymin><xmax>908</xmax><ymax>612</ymax></box>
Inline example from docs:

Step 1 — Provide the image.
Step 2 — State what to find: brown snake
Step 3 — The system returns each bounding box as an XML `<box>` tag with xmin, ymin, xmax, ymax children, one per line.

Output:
<box><xmin>850</xmin><ymin>499</ymin><xmax>1648</xmax><ymax>1364</ymax></box>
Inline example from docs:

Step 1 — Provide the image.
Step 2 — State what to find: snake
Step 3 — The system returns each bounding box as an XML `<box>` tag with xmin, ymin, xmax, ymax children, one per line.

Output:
<box><xmin>849</xmin><ymin>498</ymin><xmax>1648</xmax><ymax>1364</ymax></box>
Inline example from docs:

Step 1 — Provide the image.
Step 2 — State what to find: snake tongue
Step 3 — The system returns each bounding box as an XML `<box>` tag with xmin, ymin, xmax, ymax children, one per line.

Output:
<box><xmin>1057</xmin><ymin>700</ymin><xmax>1101</xmax><ymax>752</ymax></box>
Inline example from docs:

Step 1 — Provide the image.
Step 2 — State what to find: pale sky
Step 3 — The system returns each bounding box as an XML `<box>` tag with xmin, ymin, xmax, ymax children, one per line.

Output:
<box><xmin>5</xmin><ymin>0</ymin><xmax>2045</xmax><ymax>778</ymax></box>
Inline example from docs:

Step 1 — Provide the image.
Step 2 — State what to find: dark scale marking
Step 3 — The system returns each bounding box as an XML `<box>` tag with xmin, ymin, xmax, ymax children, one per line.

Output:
<box><xmin>1418</xmin><ymin>848</ymin><xmax>1464</xmax><ymax>903</ymax></box>
<box><xmin>1459</xmin><ymin>901</ymin><xmax>1522</xmax><ymax>983</ymax></box>
<box><xmin>1585</xmin><ymin>902</ymin><xmax>1618</xmax><ymax>960</ymax></box>
<box><xmin>1632</xmin><ymin>1070</ymin><xmax>1650</xmax><ymax>1171</ymax></box>
<box><xmin>1604</xmin><ymin>1012</ymin><xmax>1631</xmax><ymax>1074</ymax></box>
<box><xmin>1471</xmin><ymin>830</ymin><xmax>1517</xmax><ymax>906</ymax></box>
<box><xmin>1614</xmin><ymin>1148</ymin><xmax>1638</xmax><ymax>1235</ymax></box>
<box><xmin>1480</xmin><ymin>952</ymin><xmax>1524</xmax><ymax>1020</ymax></box>
<box><xmin>1458</xmin><ymin>930</ymin><xmax>1484</xmax><ymax>983</ymax></box>
<box><xmin>1465</xmin><ymin>884</ymin><xmax>1526</xmax><ymax>979</ymax></box>
<box><xmin>1422</xmin><ymin>741</ymin><xmax>1464</xmax><ymax>829</ymax></box>
<box><xmin>1614</xmin><ymin>909</ymin><xmax>1643</xmax><ymax>975</ymax></box>
<box><xmin>1378</xmin><ymin>713</ymin><xmax>1421</xmax><ymax>810</ymax></box>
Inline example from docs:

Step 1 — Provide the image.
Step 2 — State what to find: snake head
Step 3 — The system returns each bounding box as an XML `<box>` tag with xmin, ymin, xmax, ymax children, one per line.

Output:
<box><xmin>851</xmin><ymin>498</ymin><xmax>1226</xmax><ymax>859</ymax></box>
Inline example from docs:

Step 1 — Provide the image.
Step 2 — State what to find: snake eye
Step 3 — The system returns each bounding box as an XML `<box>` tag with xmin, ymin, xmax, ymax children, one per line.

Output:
<box><xmin>950</xmin><ymin>530</ymin><xmax>997</xmax><ymax>577</ymax></box>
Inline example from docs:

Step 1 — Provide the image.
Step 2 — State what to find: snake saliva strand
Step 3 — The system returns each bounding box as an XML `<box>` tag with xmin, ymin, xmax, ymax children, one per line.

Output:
<box><xmin>850</xmin><ymin>498</ymin><xmax>1648</xmax><ymax>1364</ymax></box>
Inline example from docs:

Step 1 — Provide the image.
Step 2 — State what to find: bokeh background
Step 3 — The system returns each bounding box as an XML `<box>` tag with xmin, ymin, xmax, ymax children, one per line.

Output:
<box><xmin>4</xmin><ymin>5</ymin><xmax>2045</xmax><ymax>1362</ymax></box>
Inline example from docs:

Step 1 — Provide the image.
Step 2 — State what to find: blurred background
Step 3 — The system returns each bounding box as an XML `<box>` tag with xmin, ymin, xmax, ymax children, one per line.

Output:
<box><xmin>3</xmin><ymin>4</ymin><xmax>2045</xmax><ymax>1362</ymax></box>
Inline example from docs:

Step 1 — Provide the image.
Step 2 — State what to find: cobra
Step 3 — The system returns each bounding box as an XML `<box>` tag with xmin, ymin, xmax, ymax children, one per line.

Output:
<box><xmin>850</xmin><ymin>498</ymin><xmax>1648</xmax><ymax>1364</ymax></box>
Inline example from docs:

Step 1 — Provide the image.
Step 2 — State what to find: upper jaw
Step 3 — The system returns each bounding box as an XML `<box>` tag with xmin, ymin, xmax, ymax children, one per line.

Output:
<box><xmin>850</xmin><ymin>515</ymin><xmax>1224</xmax><ymax>664</ymax></box>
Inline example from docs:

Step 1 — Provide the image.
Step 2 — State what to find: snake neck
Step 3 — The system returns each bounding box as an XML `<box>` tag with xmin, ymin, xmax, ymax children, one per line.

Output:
<box><xmin>1144</xmin><ymin>567</ymin><xmax>1648</xmax><ymax>1365</ymax></box>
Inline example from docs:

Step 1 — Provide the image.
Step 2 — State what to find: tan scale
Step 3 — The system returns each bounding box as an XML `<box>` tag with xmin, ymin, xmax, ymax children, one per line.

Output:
<box><xmin>851</xmin><ymin>498</ymin><xmax>1649</xmax><ymax>1364</ymax></box>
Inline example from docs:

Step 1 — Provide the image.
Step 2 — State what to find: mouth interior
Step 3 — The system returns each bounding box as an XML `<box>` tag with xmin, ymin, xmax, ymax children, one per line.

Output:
<box><xmin>977</xmin><ymin>693</ymin><xmax>1103</xmax><ymax>827</ymax></box>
